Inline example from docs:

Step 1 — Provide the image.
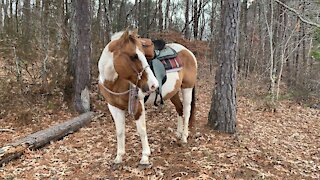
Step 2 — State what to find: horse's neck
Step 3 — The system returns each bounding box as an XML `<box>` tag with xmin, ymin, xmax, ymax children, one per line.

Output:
<box><xmin>105</xmin><ymin>77</ymin><xmax>130</xmax><ymax>92</ymax></box>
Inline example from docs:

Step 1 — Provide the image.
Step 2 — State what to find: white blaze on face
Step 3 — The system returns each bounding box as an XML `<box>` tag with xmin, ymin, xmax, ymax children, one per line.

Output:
<box><xmin>136</xmin><ymin>48</ymin><xmax>159</xmax><ymax>91</ymax></box>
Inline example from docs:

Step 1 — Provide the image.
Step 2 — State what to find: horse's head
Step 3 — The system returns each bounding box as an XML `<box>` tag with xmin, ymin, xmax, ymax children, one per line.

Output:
<box><xmin>110</xmin><ymin>30</ymin><xmax>158</xmax><ymax>94</ymax></box>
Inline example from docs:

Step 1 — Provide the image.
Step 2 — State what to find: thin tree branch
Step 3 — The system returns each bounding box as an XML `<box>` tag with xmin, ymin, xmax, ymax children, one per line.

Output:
<box><xmin>274</xmin><ymin>0</ymin><xmax>320</xmax><ymax>28</ymax></box>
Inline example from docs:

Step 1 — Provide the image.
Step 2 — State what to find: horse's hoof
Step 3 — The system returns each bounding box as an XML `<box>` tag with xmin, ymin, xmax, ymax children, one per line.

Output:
<box><xmin>112</xmin><ymin>163</ymin><xmax>123</xmax><ymax>170</ymax></box>
<box><xmin>138</xmin><ymin>163</ymin><xmax>152</xmax><ymax>170</ymax></box>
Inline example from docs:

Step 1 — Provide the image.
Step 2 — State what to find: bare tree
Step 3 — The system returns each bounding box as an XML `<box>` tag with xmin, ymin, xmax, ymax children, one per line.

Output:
<box><xmin>184</xmin><ymin>0</ymin><xmax>190</xmax><ymax>39</ymax></box>
<box><xmin>0</xmin><ymin>0</ymin><xmax>2</xmax><ymax>34</ymax></box>
<box><xmin>164</xmin><ymin>0</ymin><xmax>170</xmax><ymax>29</ymax></box>
<box><xmin>69</xmin><ymin>0</ymin><xmax>91</xmax><ymax>113</ymax></box>
<box><xmin>158</xmin><ymin>0</ymin><xmax>163</xmax><ymax>31</ymax></box>
<box><xmin>193</xmin><ymin>0</ymin><xmax>199</xmax><ymax>39</ymax></box>
<box><xmin>208</xmin><ymin>0</ymin><xmax>240</xmax><ymax>133</ymax></box>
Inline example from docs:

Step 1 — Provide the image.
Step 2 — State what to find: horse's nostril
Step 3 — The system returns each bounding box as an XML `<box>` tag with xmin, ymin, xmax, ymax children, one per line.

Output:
<box><xmin>150</xmin><ymin>84</ymin><xmax>157</xmax><ymax>91</ymax></box>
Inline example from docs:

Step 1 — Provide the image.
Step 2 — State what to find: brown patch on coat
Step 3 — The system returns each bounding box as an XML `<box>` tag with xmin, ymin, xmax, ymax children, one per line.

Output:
<box><xmin>99</xmin><ymin>81</ymin><xmax>143</xmax><ymax>120</ymax></box>
<box><xmin>98</xmin><ymin>80</ymin><xmax>129</xmax><ymax>110</ymax></box>
<box><xmin>170</xmin><ymin>92</ymin><xmax>183</xmax><ymax>117</ymax></box>
<box><xmin>178</xmin><ymin>50</ymin><xmax>197</xmax><ymax>89</ymax></box>
<box><xmin>109</xmin><ymin>32</ymin><xmax>150</xmax><ymax>90</ymax></box>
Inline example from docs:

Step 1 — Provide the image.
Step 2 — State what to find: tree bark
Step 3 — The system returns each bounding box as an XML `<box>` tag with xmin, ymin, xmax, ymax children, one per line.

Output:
<box><xmin>103</xmin><ymin>0</ymin><xmax>111</xmax><ymax>43</ymax></box>
<box><xmin>164</xmin><ymin>0</ymin><xmax>170</xmax><ymax>29</ymax></box>
<box><xmin>193</xmin><ymin>0</ymin><xmax>199</xmax><ymax>39</ymax></box>
<box><xmin>22</xmin><ymin>0</ymin><xmax>31</xmax><ymax>38</ymax></box>
<box><xmin>15</xmin><ymin>0</ymin><xmax>18</xmax><ymax>33</ymax></box>
<box><xmin>0</xmin><ymin>112</ymin><xmax>95</xmax><ymax>167</ymax></box>
<box><xmin>72</xmin><ymin>0</ymin><xmax>92</xmax><ymax>113</ymax></box>
<box><xmin>184</xmin><ymin>0</ymin><xmax>190</xmax><ymax>39</ymax></box>
<box><xmin>41</xmin><ymin>0</ymin><xmax>50</xmax><ymax>92</ymax></box>
<box><xmin>3</xmin><ymin>0</ymin><xmax>9</xmax><ymax>32</ymax></box>
<box><xmin>117</xmin><ymin>0</ymin><xmax>125</xmax><ymax>31</ymax></box>
<box><xmin>0</xmin><ymin>0</ymin><xmax>3</xmax><ymax>34</ymax></box>
<box><xmin>238</xmin><ymin>0</ymin><xmax>248</xmax><ymax>77</ymax></box>
<box><xmin>208</xmin><ymin>0</ymin><xmax>240</xmax><ymax>133</ymax></box>
<box><xmin>158</xmin><ymin>0</ymin><xmax>163</xmax><ymax>31</ymax></box>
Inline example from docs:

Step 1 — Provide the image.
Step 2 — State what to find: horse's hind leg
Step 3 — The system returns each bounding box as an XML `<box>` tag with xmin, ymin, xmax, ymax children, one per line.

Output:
<box><xmin>108</xmin><ymin>104</ymin><xmax>126</xmax><ymax>164</ymax></box>
<box><xmin>182</xmin><ymin>88</ymin><xmax>193</xmax><ymax>143</ymax></box>
<box><xmin>170</xmin><ymin>92</ymin><xmax>183</xmax><ymax>139</ymax></box>
<box><xmin>135</xmin><ymin>100</ymin><xmax>151</xmax><ymax>165</ymax></box>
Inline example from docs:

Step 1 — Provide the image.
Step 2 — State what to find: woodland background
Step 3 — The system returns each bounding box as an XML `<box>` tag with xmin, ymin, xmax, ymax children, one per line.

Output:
<box><xmin>0</xmin><ymin>0</ymin><xmax>320</xmax><ymax>179</ymax></box>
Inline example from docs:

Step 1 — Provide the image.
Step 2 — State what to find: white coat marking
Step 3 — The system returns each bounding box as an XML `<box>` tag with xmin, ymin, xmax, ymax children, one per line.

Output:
<box><xmin>108</xmin><ymin>103</ymin><xmax>126</xmax><ymax>164</ymax></box>
<box><xmin>144</xmin><ymin>71</ymin><xmax>179</xmax><ymax>105</ymax></box>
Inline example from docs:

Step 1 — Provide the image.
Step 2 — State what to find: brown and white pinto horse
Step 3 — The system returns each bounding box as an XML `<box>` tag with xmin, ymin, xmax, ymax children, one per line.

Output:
<box><xmin>98</xmin><ymin>30</ymin><xmax>197</xmax><ymax>166</ymax></box>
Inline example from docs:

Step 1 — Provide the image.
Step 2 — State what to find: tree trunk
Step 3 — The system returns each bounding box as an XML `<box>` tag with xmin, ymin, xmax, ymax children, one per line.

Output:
<box><xmin>184</xmin><ymin>0</ymin><xmax>190</xmax><ymax>39</ymax></box>
<box><xmin>72</xmin><ymin>0</ymin><xmax>92</xmax><ymax>113</ymax></box>
<box><xmin>3</xmin><ymin>0</ymin><xmax>9</xmax><ymax>32</ymax></box>
<box><xmin>208</xmin><ymin>0</ymin><xmax>240</xmax><ymax>133</ymax></box>
<box><xmin>0</xmin><ymin>0</ymin><xmax>3</xmax><ymax>34</ymax></box>
<box><xmin>164</xmin><ymin>0</ymin><xmax>170</xmax><ymax>30</ymax></box>
<box><xmin>22</xmin><ymin>0</ymin><xmax>31</xmax><ymax>38</ymax></box>
<box><xmin>158</xmin><ymin>0</ymin><xmax>163</xmax><ymax>31</ymax></box>
<box><xmin>117</xmin><ymin>0</ymin><xmax>125</xmax><ymax>31</ymax></box>
<box><xmin>238</xmin><ymin>0</ymin><xmax>248</xmax><ymax>77</ymax></box>
<box><xmin>55</xmin><ymin>0</ymin><xmax>65</xmax><ymax>52</ymax></box>
<box><xmin>294</xmin><ymin>16</ymin><xmax>301</xmax><ymax>86</ymax></box>
<box><xmin>41</xmin><ymin>0</ymin><xmax>50</xmax><ymax>92</ymax></box>
<box><xmin>0</xmin><ymin>112</ymin><xmax>95</xmax><ymax>167</ymax></box>
<box><xmin>301</xmin><ymin>0</ymin><xmax>307</xmax><ymax>82</ymax></box>
<box><xmin>103</xmin><ymin>0</ymin><xmax>111</xmax><ymax>43</ymax></box>
<box><xmin>15</xmin><ymin>0</ymin><xmax>19</xmax><ymax>33</ymax></box>
<box><xmin>193</xmin><ymin>0</ymin><xmax>199</xmax><ymax>39</ymax></box>
<box><xmin>246</xmin><ymin>1</ymin><xmax>258</xmax><ymax>77</ymax></box>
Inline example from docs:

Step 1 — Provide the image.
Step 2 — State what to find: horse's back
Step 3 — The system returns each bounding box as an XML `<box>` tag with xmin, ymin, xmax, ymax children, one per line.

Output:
<box><xmin>166</xmin><ymin>43</ymin><xmax>197</xmax><ymax>89</ymax></box>
<box><xmin>144</xmin><ymin>43</ymin><xmax>197</xmax><ymax>105</ymax></box>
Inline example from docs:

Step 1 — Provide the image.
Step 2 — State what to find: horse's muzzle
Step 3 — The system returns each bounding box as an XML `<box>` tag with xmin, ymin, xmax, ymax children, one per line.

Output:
<box><xmin>141</xmin><ymin>84</ymin><xmax>150</xmax><ymax>93</ymax></box>
<box><xmin>141</xmin><ymin>83</ymin><xmax>157</xmax><ymax>94</ymax></box>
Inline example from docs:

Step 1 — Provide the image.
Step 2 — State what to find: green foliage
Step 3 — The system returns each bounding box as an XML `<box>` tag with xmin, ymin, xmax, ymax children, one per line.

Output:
<box><xmin>312</xmin><ymin>28</ymin><xmax>320</xmax><ymax>61</ymax></box>
<box><xmin>311</xmin><ymin>50</ymin><xmax>320</xmax><ymax>61</ymax></box>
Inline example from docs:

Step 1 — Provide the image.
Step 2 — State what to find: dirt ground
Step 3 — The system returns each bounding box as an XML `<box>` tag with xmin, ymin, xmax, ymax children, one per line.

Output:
<box><xmin>0</xmin><ymin>61</ymin><xmax>319</xmax><ymax>179</ymax></box>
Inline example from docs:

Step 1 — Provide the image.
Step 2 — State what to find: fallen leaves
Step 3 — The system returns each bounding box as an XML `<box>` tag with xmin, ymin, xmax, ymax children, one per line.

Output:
<box><xmin>0</xmin><ymin>61</ymin><xmax>319</xmax><ymax>179</ymax></box>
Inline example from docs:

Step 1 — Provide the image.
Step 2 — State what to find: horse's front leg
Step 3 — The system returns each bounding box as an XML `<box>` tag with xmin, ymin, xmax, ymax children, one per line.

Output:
<box><xmin>108</xmin><ymin>104</ymin><xmax>126</xmax><ymax>164</ymax></box>
<box><xmin>135</xmin><ymin>100</ymin><xmax>151</xmax><ymax>165</ymax></box>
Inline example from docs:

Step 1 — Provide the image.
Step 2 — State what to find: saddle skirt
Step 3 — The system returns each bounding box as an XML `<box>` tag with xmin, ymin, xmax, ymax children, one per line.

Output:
<box><xmin>143</xmin><ymin>42</ymin><xmax>184</xmax><ymax>106</ymax></box>
<box><xmin>140</xmin><ymin>38</ymin><xmax>183</xmax><ymax>72</ymax></box>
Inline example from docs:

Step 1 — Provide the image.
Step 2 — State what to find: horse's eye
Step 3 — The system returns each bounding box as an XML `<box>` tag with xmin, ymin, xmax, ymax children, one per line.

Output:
<box><xmin>131</xmin><ymin>54</ymin><xmax>138</xmax><ymax>61</ymax></box>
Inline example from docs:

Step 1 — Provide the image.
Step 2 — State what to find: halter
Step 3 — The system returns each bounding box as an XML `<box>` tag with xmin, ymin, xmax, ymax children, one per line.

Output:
<box><xmin>100</xmin><ymin>65</ymin><xmax>150</xmax><ymax>96</ymax></box>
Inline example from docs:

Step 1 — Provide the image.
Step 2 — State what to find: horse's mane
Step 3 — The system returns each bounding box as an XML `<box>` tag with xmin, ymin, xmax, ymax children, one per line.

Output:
<box><xmin>111</xmin><ymin>31</ymin><xmax>138</xmax><ymax>42</ymax></box>
<box><xmin>111</xmin><ymin>31</ymin><xmax>125</xmax><ymax>41</ymax></box>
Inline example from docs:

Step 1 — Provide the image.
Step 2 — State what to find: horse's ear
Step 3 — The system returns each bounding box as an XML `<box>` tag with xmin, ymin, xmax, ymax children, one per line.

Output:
<box><xmin>120</xmin><ymin>30</ymin><xmax>130</xmax><ymax>42</ymax></box>
<box><xmin>131</xmin><ymin>29</ymin><xmax>139</xmax><ymax>37</ymax></box>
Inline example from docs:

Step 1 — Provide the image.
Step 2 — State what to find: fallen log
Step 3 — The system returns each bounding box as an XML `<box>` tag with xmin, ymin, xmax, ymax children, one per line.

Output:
<box><xmin>0</xmin><ymin>111</ymin><xmax>95</xmax><ymax>166</ymax></box>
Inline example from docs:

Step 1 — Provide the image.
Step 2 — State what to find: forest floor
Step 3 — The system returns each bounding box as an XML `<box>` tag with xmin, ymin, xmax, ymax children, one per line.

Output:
<box><xmin>0</xmin><ymin>61</ymin><xmax>319</xmax><ymax>179</ymax></box>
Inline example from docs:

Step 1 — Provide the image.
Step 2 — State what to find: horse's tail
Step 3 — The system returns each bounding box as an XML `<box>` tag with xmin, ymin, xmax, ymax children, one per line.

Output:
<box><xmin>189</xmin><ymin>86</ymin><xmax>196</xmax><ymax>128</ymax></box>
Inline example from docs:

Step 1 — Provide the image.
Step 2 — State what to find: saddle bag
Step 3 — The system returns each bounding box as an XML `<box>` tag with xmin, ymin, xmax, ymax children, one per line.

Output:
<box><xmin>140</xmin><ymin>38</ymin><xmax>155</xmax><ymax>60</ymax></box>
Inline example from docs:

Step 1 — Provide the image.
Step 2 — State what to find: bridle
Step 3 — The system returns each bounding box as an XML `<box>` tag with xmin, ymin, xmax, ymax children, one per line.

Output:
<box><xmin>100</xmin><ymin>63</ymin><xmax>150</xmax><ymax>96</ymax></box>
